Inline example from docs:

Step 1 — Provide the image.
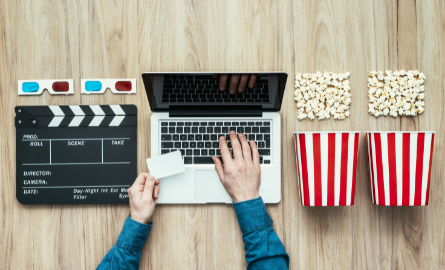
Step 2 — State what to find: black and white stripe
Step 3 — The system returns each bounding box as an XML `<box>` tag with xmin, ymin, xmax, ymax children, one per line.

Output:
<box><xmin>18</xmin><ymin>105</ymin><xmax>137</xmax><ymax>127</ymax></box>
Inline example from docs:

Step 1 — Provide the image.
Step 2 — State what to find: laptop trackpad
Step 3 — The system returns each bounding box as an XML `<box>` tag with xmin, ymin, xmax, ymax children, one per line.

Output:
<box><xmin>195</xmin><ymin>170</ymin><xmax>232</xmax><ymax>203</ymax></box>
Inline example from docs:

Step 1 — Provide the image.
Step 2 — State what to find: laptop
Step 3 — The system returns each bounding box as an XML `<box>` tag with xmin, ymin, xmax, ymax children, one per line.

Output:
<box><xmin>142</xmin><ymin>72</ymin><xmax>288</xmax><ymax>204</ymax></box>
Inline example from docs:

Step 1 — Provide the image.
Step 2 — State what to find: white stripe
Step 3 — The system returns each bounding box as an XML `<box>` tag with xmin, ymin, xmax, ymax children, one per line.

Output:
<box><xmin>346</xmin><ymin>133</ymin><xmax>355</xmax><ymax>205</ymax></box>
<box><xmin>69</xmin><ymin>105</ymin><xmax>85</xmax><ymax>116</ymax></box>
<box><xmin>295</xmin><ymin>136</ymin><xmax>300</xmax><ymax>201</ymax></box>
<box><xmin>395</xmin><ymin>133</ymin><xmax>403</xmax><ymax>205</ymax></box>
<box><xmin>297</xmin><ymin>135</ymin><xmax>304</xmax><ymax>204</ymax></box>
<box><xmin>421</xmin><ymin>134</ymin><xmax>432</xmax><ymax>205</ymax></box>
<box><xmin>48</xmin><ymin>116</ymin><xmax>64</xmax><ymax>127</ymax></box>
<box><xmin>367</xmin><ymin>135</ymin><xmax>374</xmax><ymax>203</ymax></box>
<box><xmin>380</xmin><ymin>134</ymin><xmax>390</xmax><ymax>205</ymax></box>
<box><xmin>109</xmin><ymin>116</ymin><xmax>125</xmax><ymax>126</ymax></box>
<box><xmin>305</xmin><ymin>134</ymin><xmax>315</xmax><ymax>206</ymax></box>
<box><xmin>68</xmin><ymin>116</ymin><xmax>85</xmax><ymax>127</ymax></box>
<box><xmin>334</xmin><ymin>133</ymin><xmax>342</xmax><ymax>206</ymax></box>
<box><xmin>49</xmin><ymin>106</ymin><xmax>64</xmax><ymax>116</ymax></box>
<box><xmin>90</xmin><ymin>105</ymin><xmax>105</xmax><ymax>116</ymax></box>
<box><xmin>110</xmin><ymin>105</ymin><xmax>126</xmax><ymax>115</ymax></box>
<box><xmin>371</xmin><ymin>134</ymin><xmax>379</xmax><ymax>205</ymax></box>
<box><xmin>409</xmin><ymin>133</ymin><xmax>417</xmax><ymax>205</ymax></box>
<box><xmin>320</xmin><ymin>134</ymin><xmax>328</xmax><ymax>206</ymax></box>
<box><xmin>88</xmin><ymin>116</ymin><xmax>105</xmax><ymax>127</ymax></box>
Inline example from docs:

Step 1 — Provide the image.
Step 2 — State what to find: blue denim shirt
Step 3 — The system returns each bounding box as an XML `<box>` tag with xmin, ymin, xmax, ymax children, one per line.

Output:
<box><xmin>97</xmin><ymin>197</ymin><xmax>289</xmax><ymax>269</ymax></box>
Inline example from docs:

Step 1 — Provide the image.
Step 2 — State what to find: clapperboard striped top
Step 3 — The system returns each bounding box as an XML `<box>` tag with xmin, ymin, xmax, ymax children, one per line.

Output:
<box><xmin>15</xmin><ymin>105</ymin><xmax>137</xmax><ymax>127</ymax></box>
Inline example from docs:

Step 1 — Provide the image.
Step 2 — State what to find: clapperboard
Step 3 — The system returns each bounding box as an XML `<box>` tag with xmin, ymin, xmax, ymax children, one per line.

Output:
<box><xmin>15</xmin><ymin>105</ymin><xmax>137</xmax><ymax>204</ymax></box>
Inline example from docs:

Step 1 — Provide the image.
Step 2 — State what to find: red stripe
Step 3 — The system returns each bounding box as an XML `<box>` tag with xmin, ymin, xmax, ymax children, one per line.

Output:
<box><xmin>425</xmin><ymin>134</ymin><xmax>434</xmax><ymax>205</ymax></box>
<box><xmin>295</xmin><ymin>134</ymin><xmax>303</xmax><ymax>205</ymax></box>
<box><xmin>414</xmin><ymin>133</ymin><xmax>425</xmax><ymax>205</ymax></box>
<box><xmin>327</xmin><ymin>133</ymin><xmax>336</xmax><ymax>206</ymax></box>
<box><xmin>402</xmin><ymin>133</ymin><xmax>410</xmax><ymax>205</ymax></box>
<box><xmin>351</xmin><ymin>133</ymin><xmax>359</xmax><ymax>205</ymax></box>
<box><xmin>339</xmin><ymin>133</ymin><xmax>349</xmax><ymax>206</ymax></box>
<box><xmin>299</xmin><ymin>134</ymin><xmax>310</xmax><ymax>206</ymax></box>
<box><xmin>368</xmin><ymin>134</ymin><xmax>376</xmax><ymax>204</ymax></box>
<box><xmin>374</xmin><ymin>133</ymin><xmax>386</xmax><ymax>205</ymax></box>
<box><xmin>312</xmin><ymin>134</ymin><xmax>322</xmax><ymax>206</ymax></box>
<box><xmin>387</xmin><ymin>133</ymin><xmax>398</xmax><ymax>205</ymax></box>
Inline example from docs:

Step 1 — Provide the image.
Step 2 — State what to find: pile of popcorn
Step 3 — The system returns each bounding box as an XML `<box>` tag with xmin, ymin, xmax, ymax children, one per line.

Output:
<box><xmin>368</xmin><ymin>70</ymin><xmax>426</xmax><ymax>117</ymax></box>
<box><xmin>294</xmin><ymin>72</ymin><xmax>351</xmax><ymax>120</ymax></box>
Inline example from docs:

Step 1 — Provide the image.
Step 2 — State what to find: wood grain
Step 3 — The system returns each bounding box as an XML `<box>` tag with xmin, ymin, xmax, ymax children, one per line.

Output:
<box><xmin>1</xmin><ymin>0</ymin><xmax>444</xmax><ymax>269</ymax></box>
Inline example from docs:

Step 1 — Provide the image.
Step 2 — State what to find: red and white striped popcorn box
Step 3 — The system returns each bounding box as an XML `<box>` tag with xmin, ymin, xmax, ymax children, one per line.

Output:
<box><xmin>366</xmin><ymin>132</ymin><xmax>435</xmax><ymax>206</ymax></box>
<box><xmin>293</xmin><ymin>132</ymin><xmax>360</xmax><ymax>206</ymax></box>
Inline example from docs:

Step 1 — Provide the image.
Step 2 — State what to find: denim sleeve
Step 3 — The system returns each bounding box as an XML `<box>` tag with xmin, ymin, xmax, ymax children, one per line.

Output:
<box><xmin>96</xmin><ymin>215</ymin><xmax>152</xmax><ymax>270</ymax></box>
<box><xmin>233</xmin><ymin>197</ymin><xmax>289</xmax><ymax>270</ymax></box>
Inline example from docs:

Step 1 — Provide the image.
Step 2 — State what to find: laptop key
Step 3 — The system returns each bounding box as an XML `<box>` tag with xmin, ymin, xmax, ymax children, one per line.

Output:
<box><xmin>173</xmin><ymin>135</ymin><xmax>179</xmax><ymax>141</ymax></box>
<box><xmin>196</xmin><ymin>134</ymin><xmax>202</xmax><ymax>140</ymax></box>
<box><xmin>184</xmin><ymin>127</ymin><xmax>191</xmax><ymax>133</ymax></box>
<box><xmin>185</xmin><ymin>122</ymin><xmax>192</xmax><ymax>126</ymax></box>
<box><xmin>230</xmin><ymin>127</ymin><xmax>236</xmax><ymax>131</ymax></box>
<box><xmin>177</xmin><ymin>122</ymin><xmax>184</xmax><ymax>126</ymax></box>
<box><xmin>161</xmin><ymin>122</ymin><xmax>168</xmax><ymax>126</ymax></box>
<box><xmin>258</xmin><ymin>149</ymin><xmax>270</xmax><ymax>155</ymax></box>
<box><xmin>222</xmin><ymin>127</ymin><xmax>229</xmax><ymax>133</ymax></box>
<box><xmin>248</xmin><ymin>122</ymin><xmax>255</xmax><ymax>126</ymax></box>
<box><xmin>161</xmin><ymin>134</ymin><xmax>171</xmax><ymax>141</ymax></box>
<box><xmin>245</xmin><ymin>127</ymin><xmax>251</xmax><ymax>133</ymax></box>
<box><xmin>212</xmin><ymin>142</ymin><xmax>219</xmax><ymax>148</ymax></box>
<box><xmin>205</xmin><ymin>142</ymin><xmax>211</xmax><ymax>148</ymax></box>
<box><xmin>201</xmin><ymin>149</ymin><xmax>208</xmax><ymax>156</ymax></box>
<box><xmin>169</xmin><ymin>127</ymin><xmax>175</xmax><ymax>133</ymax></box>
<box><xmin>194</xmin><ymin>157</ymin><xmax>215</xmax><ymax>164</ymax></box>
<box><xmin>216</xmin><ymin>149</ymin><xmax>221</xmax><ymax>155</ymax></box>
<box><xmin>207</xmin><ymin>127</ymin><xmax>213</xmax><ymax>133</ymax></box>
<box><xmin>180</xmin><ymin>134</ymin><xmax>187</xmax><ymax>141</ymax></box>
<box><xmin>199</xmin><ymin>127</ymin><xmax>206</xmax><ymax>133</ymax></box>
<box><xmin>175</xmin><ymin>142</ymin><xmax>181</xmax><ymax>148</ymax></box>
<box><xmin>169</xmin><ymin>122</ymin><xmax>176</xmax><ymax>126</ymax></box>
<box><xmin>264</xmin><ymin>160</ymin><xmax>270</xmax><ymax>164</ymax></box>
<box><xmin>252</xmin><ymin>127</ymin><xmax>259</xmax><ymax>133</ymax></box>
<box><xmin>216</xmin><ymin>122</ymin><xmax>223</xmax><ymax>126</ymax></box>
<box><xmin>214</xmin><ymin>127</ymin><xmax>221</xmax><ymax>133</ymax></box>
<box><xmin>192</xmin><ymin>127</ymin><xmax>198</xmax><ymax>133</ymax></box>
<box><xmin>208</xmin><ymin>122</ymin><xmax>215</xmax><ymax>126</ymax></box>
<box><xmin>193</xmin><ymin>122</ymin><xmax>199</xmax><ymax>126</ymax></box>
<box><xmin>190</xmin><ymin>142</ymin><xmax>196</xmax><ymax>148</ymax></box>
<box><xmin>194</xmin><ymin>149</ymin><xmax>200</xmax><ymax>155</ymax></box>
<box><xmin>200</xmin><ymin>122</ymin><xmax>207</xmax><ymax>126</ymax></box>
<box><xmin>248</xmin><ymin>134</ymin><xmax>255</xmax><ymax>141</ymax></box>
<box><xmin>209</xmin><ymin>149</ymin><xmax>215</xmax><ymax>155</ymax></box>
<box><xmin>237</xmin><ymin>127</ymin><xmax>244</xmax><ymax>133</ymax></box>
<box><xmin>211</xmin><ymin>134</ymin><xmax>217</xmax><ymax>140</ymax></box>
<box><xmin>161</xmin><ymin>149</ymin><xmax>170</xmax><ymax>154</ymax></box>
<box><xmin>179</xmin><ymin>149</ymin><xmax>185</xmax><ymax>156</ymax></box>
<box><xmin>176</xmin><ymin>127</ymin><xmax>183</xmax><ymax>133</ymax></box>
<box><xmin>257</xmin><ymin>142</ymin><xmax>265</xmax><ymax>148</ymax></box>
<box><xmin>186</xmin><ymin>149</ymin><xmax>193</xmax><ymax>156</ymax></box>
<box><xmin>161</xmin><ymin>127</ymin><xmax>168</xmax><ymax>133</ymax></box>
<box><xmin>184</xmin><ymin>157</ymin><xmax>193</xmax><ymax>164</ymax></box>
<box><xmin>256</xmin><ymin>134</ymin><xmax>263</xmax><ymax>140</ymax></box>
<box><xmin>260</xmin><ymin>127</ymin><xmax>270</xmax><ymax>133</ymax></box>
<box><xmin>264</xmin><ymin>122</ymin><xmax>270</xmax><ymax>126</ymax></box>
<box><xmin>224</xmin><ymin>122</ymin><xmax>231</xmax><ymax>126</ymax></box>
<box><xmin>188</xmin><ymin>134</ymin><xmax>195</xmax><ymax>140</ymax></box>
<box><xmin>265</xmin><ymin>138</ymin><xmax>270</xmax><ymax>148</ymax></box>
<box><xmin>232</xmin><ymin>122</ymin><xmax>239</xmax><ymax>126</ymax></box>
<box><xmin>161</xmin><ymin>142</ymin><xmax>173</xmax><ymax>148</ymax></box>
<box><xmin>203</xmin><ymin>134</ymin><xmax>209</xmax><ymax>140</ymax></box>
<box><xmin>182</xmin><ymin>142</ymin><xmax>189</xmax><ymax>148</ymax></box>
<box><xmin>197</xmin><ymin>142</ymin><xmax>204</xmax><ymax>148</ymax></box>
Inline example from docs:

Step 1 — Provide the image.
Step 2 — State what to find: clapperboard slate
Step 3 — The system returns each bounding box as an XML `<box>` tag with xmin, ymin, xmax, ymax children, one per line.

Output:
<box><xmin>15</xmin><ymin>105</ymin><xmax>137</xmax><ymax>204</ymax></box>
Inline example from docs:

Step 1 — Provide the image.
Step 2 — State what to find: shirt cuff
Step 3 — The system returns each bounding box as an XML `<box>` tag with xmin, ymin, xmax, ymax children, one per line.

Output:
<box><xmin>232</xmin><ymin>197</ymin><xmax>273</xmax><ymax>234</ymax></box>
<box><xmin>116</xmin><ymin>215</ymin><xmax>152</xmax><ymax>252</ymax></box>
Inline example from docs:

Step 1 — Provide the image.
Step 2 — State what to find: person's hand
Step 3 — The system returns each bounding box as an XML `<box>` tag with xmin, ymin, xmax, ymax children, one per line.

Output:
<box><xmin>212</xmin><ymin>73</ymin><xmax>257</xmax><ymax>95</ymax></box>
<box><xmin>212</xmin><ymin>131</ymin><xmax>261</xmax><ymax>203</ymax></box>
<box><xmin>128</xmin><ymin>173</ymin><xmax>160</xmax><ymax>224</ymax></box>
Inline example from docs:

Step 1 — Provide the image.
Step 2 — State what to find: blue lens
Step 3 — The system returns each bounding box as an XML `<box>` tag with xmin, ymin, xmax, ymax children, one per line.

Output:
<box><xmin>85</xmin><ymin>81</ymin><xmax>103</xmax><ymax>91</ymax></box>
<box><xmin>22</xmin><ymin>82</ymin><xmax>40</xmax><ymax>92</ymax></box>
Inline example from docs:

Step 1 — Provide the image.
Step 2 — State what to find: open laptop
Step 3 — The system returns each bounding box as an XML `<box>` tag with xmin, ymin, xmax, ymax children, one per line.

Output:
<box><xmin>142</xmin><ymin>72</ymin><xmax>288</xmax><ymax>204</ymax></box>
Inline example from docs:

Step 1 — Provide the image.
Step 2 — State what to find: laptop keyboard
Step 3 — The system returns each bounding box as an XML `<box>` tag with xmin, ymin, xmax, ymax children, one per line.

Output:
<box><xmin>161</xmin><ymin>75</ymin><xmax>270</xmax><ymax>103</ymax></box>
<box><xmin>160</xmin><ymin>121</ymin><xmax>271</xmax><ymax>164</ymax></box>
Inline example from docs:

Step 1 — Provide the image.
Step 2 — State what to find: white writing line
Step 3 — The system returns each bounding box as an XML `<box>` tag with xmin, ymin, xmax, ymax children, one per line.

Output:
<box><xmin>50</xmin><ymin>140</ymin><xmax>52</xmax><ymax>164</ymax></box>
<box><xmin>22</xmin><ymin>138</ymin><xmax>130</xmax><ymax>141</ymax></box>
<box><xmin>22</xmin><ymin>162</ymin><xmax>130</xmax><ymax>165</ymax></box>
<box><xmin>22</xmin><ymin>185</ymin><xmax>131</xmax><ymax>189</ymax></box>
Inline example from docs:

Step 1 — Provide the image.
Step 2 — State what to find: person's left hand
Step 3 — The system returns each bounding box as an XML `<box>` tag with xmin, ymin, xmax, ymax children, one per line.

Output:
<box><xmin>128</xmin><ymin>173</ymin><xmax>160</xmax><ymax>224</ymax></box>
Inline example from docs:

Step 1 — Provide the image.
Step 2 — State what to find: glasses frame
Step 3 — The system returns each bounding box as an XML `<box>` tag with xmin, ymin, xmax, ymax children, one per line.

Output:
<box><xmin>18</xmin><ymin>79</ymin><xmax>74</xmax><ymax>95</ymax></box>
<box><xmin>81</xmin><ymin>78</ymin><xmax>136</xmax><ymax>94</ymax></box>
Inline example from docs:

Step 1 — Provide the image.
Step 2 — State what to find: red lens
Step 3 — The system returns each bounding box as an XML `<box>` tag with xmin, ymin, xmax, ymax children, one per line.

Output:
<box><xmin>52</xmin><ymin>81</ymin><xmax>69</xmax><ymax>92</ymax></box>
<box><xmin>115</xmin><ymin>81</ymin><xmax>132</xmax><ymax>91</ymax></box>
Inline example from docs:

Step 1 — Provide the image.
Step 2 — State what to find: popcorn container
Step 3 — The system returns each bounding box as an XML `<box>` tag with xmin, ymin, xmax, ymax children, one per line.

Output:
<box><xmin>366</xmin><ymin>132</ymin><xmax>435</xmax><ymax>206</ymax></box>
<box><xmin>293</xmin><ymin>132</ymin><xmax>360</xmax><ymax>206</ymax></box>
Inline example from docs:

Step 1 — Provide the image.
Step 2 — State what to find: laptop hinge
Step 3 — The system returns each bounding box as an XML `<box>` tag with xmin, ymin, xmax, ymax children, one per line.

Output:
<box><xmin>168</xmin><ymin>105</ymin><xmax>263</xmax><ymax>118</ymax></box>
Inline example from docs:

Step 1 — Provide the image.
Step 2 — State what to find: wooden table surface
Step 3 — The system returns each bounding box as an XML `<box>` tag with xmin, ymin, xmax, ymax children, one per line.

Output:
<box><xmin>1</xmin><ymin>0</ymin><xmax>444</xmax><ymax>269</ymax></box>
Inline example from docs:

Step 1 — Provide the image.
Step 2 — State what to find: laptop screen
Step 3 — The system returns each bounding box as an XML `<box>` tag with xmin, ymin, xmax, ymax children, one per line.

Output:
<box><xmin>142</xmin><ymin>72</ymin><xmax>288</xmax><ymax>112</ymax></box>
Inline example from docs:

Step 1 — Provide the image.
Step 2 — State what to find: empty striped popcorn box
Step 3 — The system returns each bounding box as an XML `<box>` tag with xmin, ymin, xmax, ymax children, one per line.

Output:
<box><xmin>293</xmin><ymin>132</ymin><xmax>360</xmax><ymax>206</ymax></box>
<box><xmin>366</xmin><ymin>131</ymin><xmax>435</xmax><ymax>206</ymax></box>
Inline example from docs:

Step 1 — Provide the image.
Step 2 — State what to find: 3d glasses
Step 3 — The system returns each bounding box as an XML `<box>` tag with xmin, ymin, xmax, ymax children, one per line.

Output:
<box><xmin>18</xmin><ymin>79</ymin><xmax>74</xmax><ymax>95</ymax></box>
<box><xmin>81</xmin><ymin>79</ymin><xmax>136</xmax><ymax>94</ymax></box>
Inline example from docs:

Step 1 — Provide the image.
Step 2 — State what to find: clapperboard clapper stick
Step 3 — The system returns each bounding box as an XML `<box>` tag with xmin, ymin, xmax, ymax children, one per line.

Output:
<box><xmin>15</xmin><ymin>105</ymin><xmax>137</xmax><ymax>204</ymax></box>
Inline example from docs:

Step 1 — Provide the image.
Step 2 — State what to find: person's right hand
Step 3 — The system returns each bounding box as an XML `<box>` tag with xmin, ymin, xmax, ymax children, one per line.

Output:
<box><xmin>128</xmin><ymin>173</ymin><xmax>160</xmax><ymax>224</ymax></box>
<box><xmin>212</xmin><ymin>131</ymin><xmax>261</xmax><ymax>203</ymax></box>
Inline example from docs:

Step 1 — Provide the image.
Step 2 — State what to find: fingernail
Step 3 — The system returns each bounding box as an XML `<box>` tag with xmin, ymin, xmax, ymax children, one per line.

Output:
<box><xmin>220</xmin><ymin>86</ymin><xmax>225</xmax><ymax>91</ymax></box>
<box><xmin>229</xmin><ymin>89</ymin><xmax>235</xmax><ymax>94</ymax></box>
